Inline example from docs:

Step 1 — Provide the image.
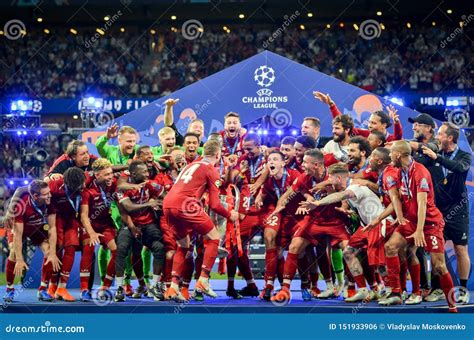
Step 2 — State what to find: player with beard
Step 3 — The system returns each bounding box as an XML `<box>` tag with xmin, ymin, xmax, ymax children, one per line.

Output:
<box><xmin>3</xmin><ymin>180</ymin><xmax>60</xmax><ymax>303</ymax></box>
<box><xmin>314</xmin><ymin>92</ymin><xmax>403</xmax><ymax>142</ymax></box>
<box><xmin>183</xmin><ymin>133</ymin><xmax>202</xmax><ymax>164</ymax></box>
<box><xmin>323</xmin><ymin>114</ymin><xmax>353</xmax><ymax>162</ymax></box>
<box><xmin>220</xmin><ymin>112</ymin><xmax>246</xmax><ymax>161</ymax></box>
<box><xmin>346</xmin><ymin>136</ymin><xmax>379</xmax><ymax>191</ymax></box>
<box><xmin>255</xmin><ymin>151</ymin><xmax>301</xmax><ymax>300</ymax></box>
<box><xmin>80</xmin><ymin>159</ymin><xmax>119</xmax><ymax>300</ymax></box>
<box><xmin>300</xmin><ymin>163</ymin><xmax>394</xmax><ymax>302</ymax></box>
<box><xmin>163</xmin><ymin>98</ymin><xmax>205</xmax><ymax>147</ymax></box>
<box><xmin>225</xmin><ymin>133</ymin><xmax>267</xmax><ymax>298</ymax></box>
<box><xmin>374</xmin><ymin>141</ymin><xmax>457</xmax><ymax>312</ymax></box>
<box><xmin>271</xmin><ymin>150</ymin><xmax>349</xmax><ymax>303</ymax></box>
<box><xmin>301</xmin><ymin>117</ymin><xmax>332</xmax><ymax>149</ymax></box>
<box><xmin>163</xmin><ymin>141</ymin><xmax>239</xmax><ymax>302</ymax></box>
<box><xmin>115</xmin><ymin>161</ymin><xmax>165</xmax><ymax>302</ymax></box>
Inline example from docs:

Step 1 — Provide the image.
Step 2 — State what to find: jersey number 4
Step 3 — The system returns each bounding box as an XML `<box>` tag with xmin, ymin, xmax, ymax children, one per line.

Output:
<box><xmin>176</xmin><ymin>163</ymin><xmax>201</xmax><ymax>184</ymax></box>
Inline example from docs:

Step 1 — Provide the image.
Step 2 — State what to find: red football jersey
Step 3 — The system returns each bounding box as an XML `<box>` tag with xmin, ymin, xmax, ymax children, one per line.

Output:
<box><xmin>48</xmin><ymin>177</ymin><xmax>82</xmax><ymax>218</ymax></box>
<box><xmin>81</xmin><ymin>176</ymin><xmax>118</xmax><ymax>228</ymax></box>
<box><xmin>220</xmin><ymin>130</ymin><xmax>246</xmax><ymax>157</ymax></box>
<box><xmin>291</xmin><ymin>172</ymin><xmax>346</xmax><ymax>227</ymax></box>
<box><xmin>118</xmin><ymin>182</ymin><xmax>163</xmax><ymax>225</ymax></box>
<box><xmin>262</xmin><ymin>168</ymin><xmax>300</xmax><ymax>206</ymax></box>
<box><xmin>236</xmin><ymin>153</ymin><xmax>267</xmax><ymax>185</ymax></box>
<box><xmin>287</xmin><ymin>158</ymin><xmax>303</xmax><ymax>173</ymax></box>
<box><xmin>163</xmin><ymin>160</ymin><xmax>230</xmax><ymax>219</ymax></box>
<box><xmin>14</xmin><ymin>192</ymin><xmax>52</xmax><ymax>236</ymax></box>
<box><xmin>185</xmin><ymin>154</ymin><xmax>202</xmax><ymax>164</ymax></box>
<box><xmin>398</xmin><ymin>160</ymin><xmax>443</xmax><ymax>225</ymax></box>
<box><xmin>381</xmin><ymin>164</ymin><xmax>400</xmax><ymax>207</ymax></box>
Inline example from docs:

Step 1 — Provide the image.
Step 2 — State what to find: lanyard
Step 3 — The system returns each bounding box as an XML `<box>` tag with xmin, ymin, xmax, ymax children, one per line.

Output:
<box><xmin>401</xmin><ymin>159</ymin><xmax>413</xmax><ymax>199</ymax></box>
<box><xmin>351</xmin><ymin>159</ymin><xmax>369</xmax><ymax>174</ymax></box>
<box><xmin>249</xmin><ymin>154</ymin><xmax>264</xmax><ymax>180</ymax></box>
<box><xmin>65</xmin><ymin>185</ymin><xmax>81</xmax><ymax>216</ymax></box>
<box><xmin>441</xmin><ymin>146</ymin><xmax>459</xmax><ymax>178</ymax></box>
<box><xmin>377</xmin><ymin>172</ymin><xmax>384</xmax><ymax>196</ymax></box>
<box><xmin>224</xmin><ymin>134</ymin><xmax>238</xmax><ymax>155</ymax></box>
<box><xmin>96</xmin><ymin>181</ymin><xmax>111</xmax><ymax>208</ymax></box>
<box><xmin>219</xmin><ymin>158</ymin><xmax>225</xmax><ymax>177</ymax></box>
<box><xmin>273</xmin><ymin>168</ymin><xmax>288</xmax><ymax>199</ymax></box>
<box><xmin>30</xmin><ymin>196</ymin><xmax>47</xmax><ymax>224</ymax></box>
<box><xmin>311</xmin><ymin>168</ymin><xmax>327</xmax><ymax>200</ymax></box>
<box><xmin>139</xmin><ymin>187</ymin><xmax>145</xmax><ymax>204</ymax></box>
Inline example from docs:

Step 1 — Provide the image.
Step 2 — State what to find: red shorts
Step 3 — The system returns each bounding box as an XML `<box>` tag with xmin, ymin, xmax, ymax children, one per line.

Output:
<box><xmin>349</xmin><ymin>220</ymin><xmax>396</xmax><ymax>266</ymax></box>
<box><xmin>164</xmin><ymin>208</ymin><xmax>215</xmax><ymax>240</ymax></box>
<box><xmin>277</xmin><ymin>214</ymin><xmax>304</xmax><ymax>249</ymax></box>
<box><xmin>239</xmin><ymin>214</ymin><xmax>264</xmax><ymax>238</ymax></box>
<box><xmin>8</xmin><ymin>227</ymin><xmax>48</xmax><ymax>247</ymax></box>
<box><xmin>159</xmin><ymin>214</ymin><xmax>176</xmax><ymax>251</ymax></box>
<box><xmin>396</xmin><ymin>220</ymin><xmax>445</xmax><ymax>253</ymax></box>
<box><xmin>83</xmin><ymin>226</ymin><xmax>116</xmax><ymax>248</ymax></box>
<box><xmin>293</xmin><ymin>216</ymin><xmax>350</xmax><ymax>247</ymax></box>
<box><xmin>56</xmin><ymin>215</ymin><xmax>82</xmax><ymax>248</ymax></box>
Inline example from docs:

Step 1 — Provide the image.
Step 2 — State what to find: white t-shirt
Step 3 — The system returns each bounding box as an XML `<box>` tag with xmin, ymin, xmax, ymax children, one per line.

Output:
<box><xmin>346</xmin><ymin>184</ymin><xmax>391</xmax><ymax>228</ymax></box>
<box><xmin>323</xmin><ymin>140</ymin><xmax>349</xmax><ymax>162</ymax></box>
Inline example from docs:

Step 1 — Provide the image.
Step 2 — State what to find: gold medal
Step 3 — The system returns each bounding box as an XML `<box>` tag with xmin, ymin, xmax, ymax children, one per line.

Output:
<box><xmin>443</xmin><ymin>178</ymin><xmax>448</xmax><ymax>185</ymax></box>
<box><xmin>75</xmin><ymin>212</ymin><xmax>79</xmax><ymax>219</ymax></box>
<box><xmin>250</xmin><ymin>178</ymin><xmax>255</xmax><ymax>184</ymax></box>
<box><xmin>109</xmin><ymin>208</ymin><xmax>112</xmax><ymax>215</ymax></box>
<box><xmin>43</xmin><ymin>224</ymin><xmax>50</xmax><ymax>231</ymax></box>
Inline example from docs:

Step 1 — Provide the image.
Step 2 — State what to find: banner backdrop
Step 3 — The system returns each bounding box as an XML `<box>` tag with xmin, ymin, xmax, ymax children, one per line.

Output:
<box><xmin>78</xmin><ymin>50</ymin><xmax>473</xmax><ymax>287</ymax></box>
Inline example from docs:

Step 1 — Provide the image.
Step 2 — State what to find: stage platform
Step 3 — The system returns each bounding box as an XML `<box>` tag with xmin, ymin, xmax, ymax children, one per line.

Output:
<box><xmin>2</xmin><ymin>280</ymin><xmax>473</xmax><ymax>314</ymax></box>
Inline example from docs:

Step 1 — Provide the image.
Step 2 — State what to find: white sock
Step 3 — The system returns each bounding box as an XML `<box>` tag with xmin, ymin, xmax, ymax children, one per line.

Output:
<box><xmin>116</xmin><ymin>277</ymin><xmax>124</xmax><ymax>287</ymax></box>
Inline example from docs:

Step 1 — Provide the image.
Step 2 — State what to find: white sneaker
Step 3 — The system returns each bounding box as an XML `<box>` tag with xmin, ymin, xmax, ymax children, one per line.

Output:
<box><xmin>456</xmin><ymin>288</ymin><xmax>470</xmax><ymax>304</ymax></box>
<box><xmin>424</xmin><ymin>289</ymin><xmax>445</xmax><ymax>302</ymax></box>
<box><xmin>381</xmin><ymin>287</ymin><xmax>392</xmax><ymax>300</ymax></box>
<box><xmin>334</xmin><ymin>282</ymin><xmax>344</xmax><ymax>297</ymax></box>
<box><xmin>405</xmin><ymin>293</ymin><xmax>422</xmax><ymax>305</ymax></box>
<box><xmin>317</xmin><ymin>284</ymin><xmax>336</xmax><ymax>299</ymax></box>
<box><xmin>345</xmin><ymin>288</ymin><xmax>369</xmax><ymax>302</ymax></box>
<box><xmin>401</xmin><ymin>290</ymin><xmax>409</xmax><ymax>301</ymax></box>
<box><xmin>195</xmin><ymin>278</ymin><xmax>218</xmax><ymax>298</ymax></box>
<box><xmin>378</xmin><ymin>294</ymin><xmax>402</xmax><ymax>306</ymax></box>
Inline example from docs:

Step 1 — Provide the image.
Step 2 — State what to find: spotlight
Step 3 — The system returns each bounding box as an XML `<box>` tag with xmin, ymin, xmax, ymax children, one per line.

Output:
<box><xmin>22</xmin><ymin>131</ymin><xmax>27</xmax><ymax>136</ymax></box>
<box><xmin>277</xmin><ymin>129</ymin><xmax>283</xmax><ymax>136</ymax></box>
<box><xmin>257</xmin><ymin>129</ymin><xmax>263</xmax><ymax>136</ymax></box>
<box><xmin>11</xmin><ymin>99</ymin><xmax>33</xmax><ymax>113</ymax></box>
<box><xmin>307</xmin><ymin>13</ymin><xmax>313</xmax><ymax>18</ymax></box>
<box><xmin>37</xmin><ymin>17</ymin><xmax>43</xmax><ymax>22</ymax></box>
<box><xmin>171</xmin><ymin>15</ymin><xmax>177</xmax><ymax>20</ymax></box>
<box><xmin>16</xmin><ymin>131</ymin><xmax>21</xmax><ymax>136</ymax></box>
<box><xmin>81</xmin><ymin>97</ymin><xmax>104</xmax><ymax>111</ymax></box>
<box><xmin>376</xmin><ymin>11</ymin><xmax>382</xmax><ymax>16</ymax></box>
<box><xmin>389</xmin><ymin>97</ymin><xmax>404</xmax><ymax>106</ymax></box>
<box><xmin>447</xmin><ymin>9</ymin><xmax>453</xmax><ymax>14</ymax></box>
<box><xmin>238</xmin><ymin>14</ymin><xmax>245</xmax><ymax>19</ymax></box>
<box><xmin>23</xmin><ymin>180</ymin><xmax>29</xmax><ymax>185</ymax></box>
<box><xmin>291</xmin><ymin>130</ymin><xmax>298</xmax><ymax>136</ymax></box>
<box><xmin>104</xmin><ymin>16</ymin><xmax>110</xmax><ymax>21</ymax></box>
<box><xmin>8</xmin><ymin>180</ymin><xmax>14</xmax><ymax>185</ymax></box>
<box><xmin>263</xmin><ymin>130</ymin><xmax>268</xmax><ymax>135</ymax></box>
<box><xmin>70</xmin><ymin>28</ymin><xmax>78</xmax><ymax>35</ymax></box>
<box><xmin>36</xmin><ymin>130</ymin><xmax>42</xmax><ymax>135</ymax></box>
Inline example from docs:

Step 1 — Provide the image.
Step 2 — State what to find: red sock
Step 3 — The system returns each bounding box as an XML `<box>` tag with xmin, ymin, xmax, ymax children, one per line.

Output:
<box><xmin>59</xmin><ymin>246</ymin><xmax>75</xmax><ymax>286</ymax></box>
<box><xmin>344</xmin><ymin>261</ymin><xmax>355</xmax><ymax>283</ymax></box>
<box><xmin>6</xmin><ymin>259</ymin><xmax>15</xmax><ymax>287</ymax></box>
<box><xmin>354</xmin><ymin>274</ymin><xmax>367</xmax><ymax>289</ymax></box>
<box><xmin>80</xmin><ymin>245</ymin><xmax>94</xmax><ymax>291</ymax></box>
<box><xmin>40</xmin><ymin>260</ymin><xmax>53</xmax><ymax>291</ymax></box>
<box><xmin>171</xmin><ymin>247</ymin><xmax>188</xmax><ymax>285</ymax></box>
<box><xmin>386</xmin><ymin>256</ymin><xmax>401</xmax><ymax>294</ymax></box>
<box><xmin>265</xmin><ymin>248</ymin><xmax>278</xmax><ymax>283</ymax></box>
<box><xmin>283</xmin><ymin>252</ymin><xmax>299</xmax><ymax>288</ymax></box>
<box><xmin>376</xmin><ymin>271</ymin><xmax>383</xmax><ymax>284</ymax></box>
<box><xmin>218</xmin><ymin>257</ymin><xmax>227</xmax><ymax>275</ymax></box>
<box><xmin>439</xmin><ymin>272</ymin><xmax>455</xmax><ymax>308</ymax></box>
<box><xmin>237</xmin><ymin>250</ymin><xmax>255</xmax><ymax>282</ymax></box>
<box><xmin>400</xmin><ymin>258</ymin><xmax>408</xmax><ymax>291</ymax></box>
<box><xmin>164</xmin><ymin>257</ymin><xmax>174</xmax><ymax>283</ymax></box>
<box><xmin>183</xmin><ymin>252</ymin><xmax>194</xmax><ymax>284</ymax></box>
<box><xmin>408</xmin><ymin>263</ymin><xmax>421</xmax><ymax>295</ymax></box>
<box><xmin>201</xmin><ymin>239</ymin><xmax>218</xmax><ymax>278</ymax></box>
<box><xmin>277</xmin><ymin>256</ymin><xmax>285</xmax><ymax>284</ymax></box>
<box><xmin>317</xmin><ymin>248</ymin><xmax>332</xmax><ymax>281</ymax></box>
<box><xmin>103</xmin><ymin>249</ymin><xmax>116</xmax><ymax>288</ymax></box>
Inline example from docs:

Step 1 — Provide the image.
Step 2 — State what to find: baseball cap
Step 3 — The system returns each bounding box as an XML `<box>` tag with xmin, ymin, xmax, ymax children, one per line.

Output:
<box><xmin>408</xmin><ymin>113</ymin><xmax>435</xmax><ymax>128</ymax></box>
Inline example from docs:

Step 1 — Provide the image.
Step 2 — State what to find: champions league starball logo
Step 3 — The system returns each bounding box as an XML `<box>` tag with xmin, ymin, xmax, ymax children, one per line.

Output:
<box><xmin>242</xmin><ymin>65</ymin><xmax>288</xmax><ymax>109</ymax></box>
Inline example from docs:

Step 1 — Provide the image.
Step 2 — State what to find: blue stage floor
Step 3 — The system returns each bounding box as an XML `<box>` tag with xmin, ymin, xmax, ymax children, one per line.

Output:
<box><xmin>1</xmin><ymin>280</ymin><xmax>473</xmax><ymax>313</ymax></box>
